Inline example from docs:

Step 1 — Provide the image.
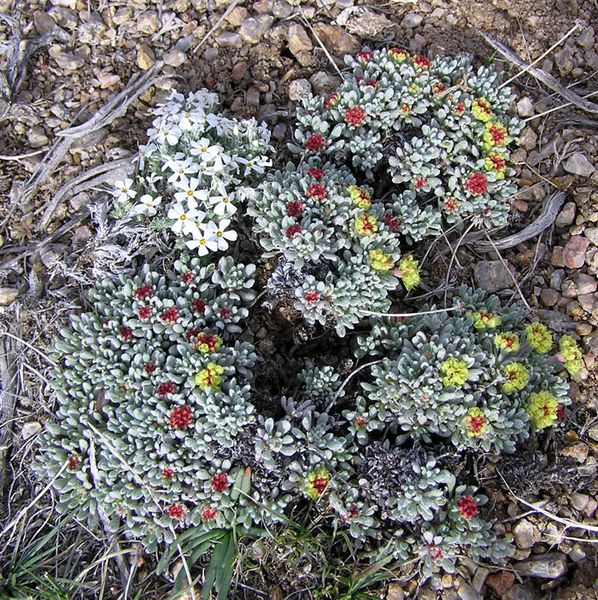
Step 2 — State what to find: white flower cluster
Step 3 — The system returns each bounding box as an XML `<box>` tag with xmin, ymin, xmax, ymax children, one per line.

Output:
<box><xmin>112</xmin><ymin>90</ymin><xmax>273</xmax><ymax>256</ymax></box>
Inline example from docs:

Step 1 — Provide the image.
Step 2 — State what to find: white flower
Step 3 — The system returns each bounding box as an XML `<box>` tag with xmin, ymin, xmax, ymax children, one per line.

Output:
<box><xmin>164</xmin><ymin>156</ymin><xmax>199</xmax><ymax>183</ymax></box>
<box><xmin>236</xmin><ymin>156</ymin><xmax>266</xmax><ymax>177</ymax></box>
<box><xmin>189</xmin><ymin>138</ymin><xmax>224</xmax><ymax>163</ymax></box>
<box><xmin>186</xmin><ymin>230</ymin><xmax>219</xmax><ymax>256</ymax></box>
<box><xmin>149</xmin><ymin>120</ymin><xmax>182</xmax><ymax>145</ymax></box>
<box><xmin>204</xmin><ymin>219</ymin><xmax>238</xmax><ymax>251</ymax></box>
<box><xmin>173</xmin><ymin>177</ymin><xmax>209</xmax><ymax>204</ymax></box>
<box><xmin>113</xmin><ymin>178</ymin><xmax>137</xmax><ymax>203</ymax></box>
<box><xmin>168</xmin><ymin>202</ymin><xmax>202</xmax><ymax>235</ymax></box>
<box><xmin>130</xmin><ymin>194</ymin><xmax>162</xmax><ymax>216</ymax></box>
<box><xmin>208</xmin><ymin>184</ymin><xmax>237</xmax><ymax>216</ymax></box>
<box><xmin>137</xmin><ymin>143</ymin><xmax>157</xmax><ymax>169</ymax></box>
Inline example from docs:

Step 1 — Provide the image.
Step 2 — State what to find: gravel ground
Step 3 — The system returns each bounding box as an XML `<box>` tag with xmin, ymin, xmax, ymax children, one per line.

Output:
<box><xmin>0</xmin><ymin>0</ymin><xmax>597</xmax><ymax>598</ymax></box>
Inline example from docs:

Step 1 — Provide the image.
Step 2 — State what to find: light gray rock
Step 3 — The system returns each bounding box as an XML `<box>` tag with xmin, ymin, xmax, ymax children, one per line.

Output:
<box><xmin>516</xmin><ymin>96</ymin><xmax>534</xmax><ymax>117</ymax></box>
<box><xmin>401</xmin><ymin>12</ymin><xmax>423</xmax><ymax>28</ymax></box>
<box><xmin>288</xmin><ymin>78</ymin><xmax>312</xmax><ymax>101</ymax></box>
<box><xmin>555</xmin><ymin>201</ymin><xmax>576</xmax><ymax>227</ymax></box>
<box><xmin>288</xmin><ymin>23</ymin><xmax>312</xmax><ymax>55</ymax></box>
<box><xmin>562</xmin><ymin>236</ymin><xmax>590</xmax><ymax>269</ymax></box>
<box><xmin>515</xmin><ymin>552</ymin><xmax>568</xmax><ymax>579</ymax></box>
<box><xmin>513</xmin><ymin>519</ymin><xmax>536</xmax><ymax>549</ymax></box>
<box><xmin>239</xmin><ymin>16</ymin><xmax>274</xmax><ymax>44</ymax></box>
<box><xmin>474</xmin><ymin>260</ymin><xmax>516</xmax><ymax>292</ymax></box>
<box><xmin>216</xmin><ymin>32</ymin><xmax>243</xmax><ymax>49</ymax></box>
<box><xmin>564</xmin><ymin>152</ymin><xmax>595</xmax><ymax>177</ymax></box>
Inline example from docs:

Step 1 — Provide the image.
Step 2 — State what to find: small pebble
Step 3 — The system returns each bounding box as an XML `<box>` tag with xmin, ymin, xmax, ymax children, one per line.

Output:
<box><xmin>0</xmin><ymin>287</ymin><xmax>19</xmax><ymax>306</ymax></box>
<box><xmin>562</xmin><ymin>236</ymin><xmax>589</xmax><ymax>269</ymax></box>
<box><xmin>401</xmin><ymin>12</ymin><xmax>423</xmax><ymax>28</ymax></box>
<box><xmin>137</xmin><ymin>44</ymin><xmax>156</xmax><ymax>70</ymax></box>
<box><xmin>515</xmin><ymin>553</ymin><xmax>568</xmax><ymax>579</ymax></box>
<box><xmin>516</xmin><ymin>96</ymin><xmax>534</xmax><ymax>117</ymax></box>
<box><xmin>288</xmin><ymin>78</ymin><xmax>312</xmax><ymax>101</ymax></box>
<box><xmin>22</xmin><ymin>421</ymin><xmax>42</xmax><ymax>440</ymax></box>
<box><xmin>564</xmin><ymin>152</ymin><xmax>596</xmax><ymax>177</ymax></box>
<box><xmin>555</xmin><ymin>201</ymin><xmax>576</xmax><ymax>227</ymax></box>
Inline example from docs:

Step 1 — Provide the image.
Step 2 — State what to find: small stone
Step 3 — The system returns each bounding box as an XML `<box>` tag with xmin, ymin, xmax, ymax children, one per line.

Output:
<box><xmin>584</xmin><ymin>497</ymin><xmax>597</xmax><ymax>517</ymax></box>
<box><xmin>247</xmin><ymin>87</ymin><xmax>260</xmax><ymax>109</ymax></box>
<box><xmin>401</xmin><ymin>12</ymin><xmax>423</xmax><ymax>28</ymax></box>
<box><xmin>515</xmin><ymin>552</ymin><xmax>568</xmax><ymax>579</ymax></box>
<box><xmin>540</xmin><ymin>288</ymin><xmax>559</xmax><ymax>307</ymax></box>
<box><xmin>456</xmin><ymin>581</ymin><xmax>478</xmax><ymax>600</ymax></box>
<box><xmin>0</xmin><ymin>287</ymin><xmax>19</xmax><ymax>306</ymax></box>
<box><xmin>164</xmin><ymin>49</ymin><xmax>186</xmax><ymax>67</ymax></box>
<box><xmin>138</xmin><ymin>11</ymin><xmax>159</xmax><ymax>34</ymax></box>
<box><xmin>97</xmin><ymin>71</ymin><xmax>121</xmax><ymax>89</ymax></box>
<box><xmin>386</xmin><ymin>583</ymin><xmax>405</xmax><ymax>600</ymax></box>
<box><xmin>561</xmin><ymin>442</ymin><xmax>589</xmax><ymax>463</ymax></box>
<box><xmin>563</xmin><ymin>152</ymin><xmax>596</xmax><ymax>177</ymax></box>
<box><xmin>555</xmin><ymin>201</ymin><xmax>576</xmax><ymax>227</ymax></box>
<box><xmin>569</xmin><ymin>544</ymin><xmax>586</xmax><ymax>562</ymax></box>
<box><xmin>509</xmin><ymin>584</ymin><xmax>536</xmax><ymax>600</ymax></box>
<box><xmin>272</xmin><ymin>0</ymin><xmax>293</xmax><ymax>18</ymax></box>
<box><xmin>578</xmin><ymin>293</ymin><xmax>597</xmax><ymax>314</ymax></box>
<box><xmin>513</xmin><ymin>200</ymin><xmax>528</xmax><ymax>212</ymax></box>
<box><xmin>225</xmin><ymin>6</ymin><xmax>248</xmax><ymax>27</ymax></box>
<box><xmin>551</xmin><ymin>246</ymin><xmax>565</xmax><ymax>267</ymax></box>
<box><xmin>28</xmin><ymin>126</ymin><xmax>49</xmax><ymax>148</ymax></box>
<box><xmin>22</xmin><ymin>421</ymin><xmax>42</xmax><ymax>440</ymax></box>
<box><xmin>231</xmin><ymin>62</ymin><xmax>248</xmax><ymax>84</ymax></box>
<box><xmin>50</xmin><ymin>0</ymin><xmax>76</xmax><ymax>7</ymax></box>
<box><xmin>517</xmin><ymin>96</ymin><xmax>534</xmax><ymax>117</ymax></box>
<box><xmin>49</xmin><ymin>48</ymin><xmax>86</xmax><ymax>71</ymax></box>
<box><xmin>288</xmin><ymin>78</ymin><xmax>312</xmax><ymax>101</ymax></box>
<box><xmin>313</xmin><ymin>23</ymin><xmax>360</xmax><ymax>55</ymax></box>
<box><xmin>239</xmin><ymin>16</ymin><xmax>274</xmax><ymax>44</ymax></box>
<box><xmin>474</xmin><ymin>260</ymin><xmax>516</xmax><ymax>292</ymax></box>
<box><xmin>486</xmin><ymin>571</ymin><xmax>515</xmax><ymax>597</ymax></box>
<box><xmin>472</xmin><ymin>567</ymin><xmax>489</xmax><ymax>593</ymax></box>
<box><xmin>584</xmin><ymin>227</ymin><xmax>598</xmax><ymax>245</ymax></box>
<box><xmin>253</xmin><ymin>0</ymin><xmax>272</xmax><ymax>13</ymax></box>
<box><xmin>563</xmin><ymin>236</ymin><xmax>590</xmax><ymax>269</ymax></box>
<box><xmin>215</xmin><ymin>32</ymin><xmax>243</xmax><ymax>49</ymax></box>
<box><xmin>588</xmin><ymin>424</ymin><xmax>598</xmax><ymax>442</ymax></box>
<box><xmin>574</xmin><ymin>273</ymin><xmax>597</xmax><ymax>295</ymax></box>
<box><xmin>576</xmin><ymin>322</ymin><xmax>593</xmax><ymax>336</ymax></box>
<box><xmin>288</xmin><ymin>23</ymin><xmax>313</xmax><ymax>55</ymax></box>
<box><xmin>137</xmin><ymin>44</ymin><xmax>156</xmax><ymax>70</ymax></box>
<box><xmin>519</xmin><ymin>127</ymin><xmax>537</xmax><ymax>150</ymax></box>
<box><xmin>550</xmin><ymin>269</ymin><xmax>565</xmax><ymax>289</ymax></box>
<box><xmin>272</xmin><ymin>123</ymin><xmax>287</xmax><ymax>141</ymax></box>
<box><xmin>571</xmin><ymin>492</ymin><xmax>590</xmax><ymax>511</ymax></box>
<box><xmin>577</xmin><ymin>27</ymin><xmax>595</xmax><ymax>51</ymax></box>
<box><xmin>337</xmin><ymin>7</ymin><xmax>395</xmax><ymax>37</ymax></box>
<box><xmin>33</xmin><ymin>11</ymin><xmax>58</xmax><ymax>35</ymax></box>
<box><xmin>310</xmin><ymin>70</ymin><xmax>341</xmax><ymax>94</ymax></box>
<box><xmin>513</xmin><ymin>519</ymin><xmax>537</xmax><ymax>549</ymax></box>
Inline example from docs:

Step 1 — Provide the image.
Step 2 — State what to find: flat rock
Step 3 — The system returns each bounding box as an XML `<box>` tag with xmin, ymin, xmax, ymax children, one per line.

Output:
<box><xmin>401</xmin><ymin>12</ymin><xmax>423</xmax><ymax>28</ymax></box>
<box><xmin>515</xmin><ymin>552</ymin><xmax>568</xmax><ymax>579</ymax></box>
<box><xmin>486</xmin><ymin>571</ymin><xmax>515</xmax><ymax>597</ymax></box>
<box><xmin>337</xmin><ymin>7</ymin><xmax>395</xmax><ymax>37</ymax></box>
<box><xmin>22</xmin><ymin>421</ymin><xmax>42</xmax><ymax>440</ymax></box>
<box><xmin>540</xmin><ymin>288</ymin><xmax>559</xmax><ymax>306</ymax></box>
<box><xmin>137</xmin><ymin>44</ymin><xmax>156</xmax><ymax>70</ymax></box>
<box><xmin>310</xmin><ymin>70</ymin><xmax>341</xmax><ymax>94</ymax></box>
<box><xmin>584</xmin><ymin>227</ymin><xmax>598</xmax><ymax>245</ymax></box>
<box><xmin>564</xmin><ymin>152</ymin><xmax>596</xmax><ymax>177</ymax></box>
<box><xmin>474</xmin><ymin>260</ymin><xmax>516</xmax><ymax>292</ymax></box>
<box><xmin>215</xmin><ymin>32</ymin><xmax>243</xmax><ymax>49</ymax></box>
<box><xmin>555</xmin><ymin>201</ymin><xmax>576</xmax><ymax>227</ymax></box>
<box><xmin>164</xmin><ymin>49</ymin><xmax>185</xmax><ymax>67</ymax></box>
<box><xmin>562</xmin><ymin>236</ymin><xmax>589</xmax><ymax>269</ymax></box>
<box><xmin>519</xmin><ymin>127</ymin><xmax>537</xmax><ymax>150</ymax></box>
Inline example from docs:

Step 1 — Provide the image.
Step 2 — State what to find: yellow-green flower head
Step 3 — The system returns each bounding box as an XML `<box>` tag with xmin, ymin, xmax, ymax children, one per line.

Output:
<box><xmin>464</xmin><ymin>408</ymin><xmax>487</xmax><ymax>437</ymax></box>
<box><xmin>441</xmin><ymin>357</ymin><xmax>469</xmax><ymax>387</ymax></box>
<box><xmin>347</xmin><ymin>185</ymin><xmax>371</xmax><ymax>209</ymax></box>
<box><xmin>388</xmin><ymin>48</ymin><xmax>409</xmax><ymax>63</ymax></box>
<box><xmin>368</xmin><ymin>249</ymin><xmax>394</xmax><ymax>272</ymax></box>
<box><xmin>469</xmin><ymin>311</ymin><xmax>502</xmax><ymax>329</ymax></box>
<box><xmin>483</xmin><ymin>153</ymin><xmax>507</xmax><ymax>180</ymax></box>
<box><xmin>526</xmin><ymin>391</ymin><xmax>558</xmax><ymax>430</ymax></box>
<box><xmin>525</xmin><ymin>322</ymin><xmax>553</xmax><ymax>354</ymax></box>
<box><xmin>194</xmin><ymin>362</ymin><xmax>224</xmax><ymax>391</ymax></box>
<box><xmin>472</xmin><ymin>97</ymin><xmax>494</xmax><ymax>122</ymax></box>
<box><xmin>305</xmin><ymin>466</ymin><xmax>331</xmax><ymax>500</ymax></box>
<box><xmin>408</xmin><ymin>83</ymin><xmax>420</xmax><ymax>94</ymax></box>
<box><xmin>483</xmin><ymin>121</ymin><xmax>508</xmax><ymax>150</ymax></box>
<box><xmin>354</xmin><ymin>213</ymin><xmax>378</xmax><ymax>237</ymax></box>
<box><xmin>494</xmin><ymin>332</ymin><xmax>520</xmax><ymax>352</ymax></box>
<box><xmin>395</xmin><ymin>255</ymin><xmax>420</xmax><ymax>291</ymax></box>
<box><xmin>502</xmin><ymin>362</ymin><xmax>528</xmax><ymax>393</ymax></box>
<box><xmin>559</xmin><ymin>335</ymin><xmax>583</xmax><ymax>375</ymax></box>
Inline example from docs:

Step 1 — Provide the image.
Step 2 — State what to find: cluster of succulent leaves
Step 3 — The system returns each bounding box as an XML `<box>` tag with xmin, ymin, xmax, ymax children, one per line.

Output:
<box><xmin>293</xmin><ymin>48</ymin><xmax>524</xmax><ymax>229</ymax></box>
<box><xmin>111</xmin><ymin>89</ymin><xmax>273</xmax><ymax>255</ymax></box>
<box><xmin>248</xmin><ymin>160</ymin><xmax>426</xmax><ymax>335</ymax></box>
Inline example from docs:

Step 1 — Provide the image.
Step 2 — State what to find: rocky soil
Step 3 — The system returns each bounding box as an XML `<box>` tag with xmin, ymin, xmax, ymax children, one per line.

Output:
<box><xmin>0</xmin><ymin>0</ymin><xmax>597</xmax><ymax>598</ymax></box>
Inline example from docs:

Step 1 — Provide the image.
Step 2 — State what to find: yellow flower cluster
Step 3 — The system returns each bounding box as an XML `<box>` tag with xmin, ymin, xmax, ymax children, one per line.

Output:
<box><xmin>483</xmin><ymin>122</ymin><xmax>508</xmax><ymax>150</ymax></box>
<box><xmin>494</xmin><ymin>332</ymin><xmax>520</xmax><ymax>352</ymax></box>
<box><xmin>441</xmin><ymin>357</ymin><xmax>469</xmax><ymax>387</ymax></box>
<box><xmin>526</xmin><ymin>390</ymin><xmax>558</xmax><ymax>430</ymax></box>
<box><xmin>368</xmin><ymin>249</ymin><xmax>394</xmax><ymax>272</ymax></box>
<box><xmin>194</xmin><ymin>362</ymin><xmax>224</xmax><ymax>391</ymax></box>
<box><xmin>396</xmin><ymin>255</ymin><xmax>420</xmax><ymax>291</ymax></box>
<box><xmin>525</xmin><ymin>322</ymin><xmax>553</xmax><ymax>354</ymax></box>
<box><xmin>470</xmin><ymin>311</ymin><xmax>501</xmax><ymax>329</ymax></box>
<box><xmin>501</xmin><ymin>362</ymin><xmax>528</xmax><ymax>393</ymax></box>
<box><xmin>472</xmin><ymin>97</ymin><xmax>493</xmax><ymax>122</ymax></box>
<box><xmin>464</xmin><ymin>408</ymin><xmax>487</xmax><ymax>437</ymax></box>
<box><xmin>483</xmin><ymin>154</ymin><xmax>507</xmax><ymax>180</ymax></box>
<box><xmin>354</xmin><ymin>213</ymin><xmax>378</xmax><ymax>237</ymax></box>
<box><xmin>559</xmin><ymin>335</ymin><xmax>583</xmax><ymax>375</ymax></box>
<box><xmin>347</xmin><ymin>185</ymin><xmax>371</xmax><ymax>209</ymax></box>
<box><xmin>304</xmin><ymin>466</ymin><xmax>331</xmax><ymax>500</ymax></box>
